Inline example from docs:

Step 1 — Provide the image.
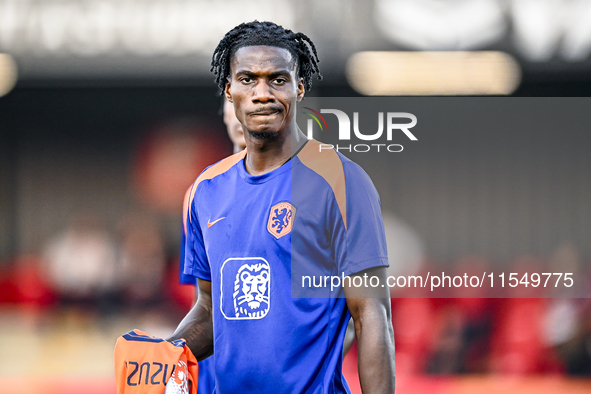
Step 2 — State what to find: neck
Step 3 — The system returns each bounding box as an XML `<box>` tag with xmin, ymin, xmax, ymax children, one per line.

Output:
<box><xmin>244</xmin><ymin>123</ymin><xmax>307</xmax><ymax>176</ymax></box>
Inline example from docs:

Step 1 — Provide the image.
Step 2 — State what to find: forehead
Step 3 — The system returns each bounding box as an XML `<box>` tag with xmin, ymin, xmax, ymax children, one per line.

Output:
<box><xmin>230</xmin><ymin>45</ymin><xmax>296</xmax><ymax>74</ymax></box>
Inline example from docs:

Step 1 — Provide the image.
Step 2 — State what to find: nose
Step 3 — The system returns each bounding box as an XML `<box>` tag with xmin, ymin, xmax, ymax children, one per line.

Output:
<box><xmin>252</xmin><ymin>80</ymin><xmax>275</xmax><ymax>103</ymax></box>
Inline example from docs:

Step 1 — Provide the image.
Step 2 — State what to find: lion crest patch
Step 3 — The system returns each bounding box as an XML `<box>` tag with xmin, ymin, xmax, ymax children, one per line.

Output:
<box><xmin>267</xmin><ymin>202</ymin><xmax>296</xmax><ymax>239</ymax></box>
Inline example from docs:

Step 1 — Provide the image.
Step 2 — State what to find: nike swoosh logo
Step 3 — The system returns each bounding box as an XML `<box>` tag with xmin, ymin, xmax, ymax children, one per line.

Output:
<box><xmin>207</xmin><ymin>217</ymin><xmax>226</xmax><ymax>228</ymax></box>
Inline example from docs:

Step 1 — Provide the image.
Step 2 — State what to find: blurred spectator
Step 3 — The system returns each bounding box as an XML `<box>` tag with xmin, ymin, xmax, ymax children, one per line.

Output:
<box><xmin>426</xmin><ymin>302</ymin><xmax>465</xmax><ymax>374</ymax></box>
<box><xmin>557</xmin><ymin>300</ymin><xmax>591</xmax><ymax>375</ymax></box>
<box><xmin>544</xmin><ymin>244</ymin><xmax>591</xmax><ymax>375</ymax></box>
<box><xmin>41</xmin><ymin>214</ymin><xmax>119</xmax><ymax>307</ymax></box>
<box><xmin>488</xmin><ymin>257</ymin><xmax>555</xmax><ymax>374</ymax></box>
<box><xmin>426</xmin><ymin>298</ymin><xmax>494</xmax><ymax>375</ymax></box>
<box><xmin>117</xmin><ymin>212</ymin><xmax>166</xmax><ymax>305</ymax></box>
<box><xmin>425</xmin><ymin>257</ymin><xmax>493</xmax><ymax>374</ymax></box>
<box><xmin>392</xmin><ymin>296</ymin><xmax>436</xmax><ymax>375</ymax></box>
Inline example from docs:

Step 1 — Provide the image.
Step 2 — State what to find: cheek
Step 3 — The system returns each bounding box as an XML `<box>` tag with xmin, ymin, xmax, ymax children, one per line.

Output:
<box><xmin>231</xmin><ymin>99</ymin><xmax>246</xmax><ymax>121</ymax></box>
<box><xmin>282</xmin><ymin>98</ymin><xmax>296</xmax><ymax>115</ymax></box>
<box><xmin>235</xmin><ymin>112</ymin><xmax>245</xmax><ymax>126</ymax></box>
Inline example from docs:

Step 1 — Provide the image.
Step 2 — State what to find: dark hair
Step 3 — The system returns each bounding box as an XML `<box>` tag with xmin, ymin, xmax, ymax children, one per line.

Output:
<box><xmin>211</xmin><ymin>21</ymin><xmax>322</xmax><ymax>93</ymax></box>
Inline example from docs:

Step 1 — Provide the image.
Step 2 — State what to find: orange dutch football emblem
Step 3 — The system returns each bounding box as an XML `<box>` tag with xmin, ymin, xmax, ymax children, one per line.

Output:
<box><xmin>267</xmin><ymin>202</ymin><xmax>296</xmax><ymax>239</ymax></box>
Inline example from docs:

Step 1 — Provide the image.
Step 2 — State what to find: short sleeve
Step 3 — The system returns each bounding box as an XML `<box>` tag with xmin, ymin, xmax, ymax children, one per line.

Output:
<box><xmin>333</xmin><ymin>161</ymin><xmax>389</xmax><ymax>276</ymax></box>
<box><xmin>178</xmin><ymin>222</ymin><xmax>197</xmax><ymax>285</ymax></box>
<box><xmin>183</xmin><ymin>185</ymin><xmax>211</xmax><ymax>281</ymax></box>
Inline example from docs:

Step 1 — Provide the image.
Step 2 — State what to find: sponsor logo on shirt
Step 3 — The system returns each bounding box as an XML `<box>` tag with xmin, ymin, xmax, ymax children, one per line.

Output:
<box><xmin>207</xmin><ymin>216</ymin><xmax>226</xmax><ymax>228</ymax></box>
<box><xmin>220</xmin><ymin>257</ymin><xmax>271</xmax><ymax>320</ymax></box>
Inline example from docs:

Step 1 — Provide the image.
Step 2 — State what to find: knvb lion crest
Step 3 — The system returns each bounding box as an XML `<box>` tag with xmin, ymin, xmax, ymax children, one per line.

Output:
<box><xmin>233</xmin><ymin>262</ymin><xmax>270</xmax><ymax>319</ymax></box>
<box><xmin>267</xmin><ymin>202</ymin><xmax>296</xmax><ymax>239</ymax></box>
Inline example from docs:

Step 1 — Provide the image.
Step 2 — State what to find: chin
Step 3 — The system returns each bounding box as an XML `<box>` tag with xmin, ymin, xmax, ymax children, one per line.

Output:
<box><xmin>248</xmin><ymin>129</ymin><xmax>279</xmax><ymax>140</ymax></box>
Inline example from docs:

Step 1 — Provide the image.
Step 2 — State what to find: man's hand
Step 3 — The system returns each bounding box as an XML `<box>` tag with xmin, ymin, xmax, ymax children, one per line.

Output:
<box><xmin>345</xmin><ymin>266</ymin><xmax>395</xmax><ymax>393</ymax></box>
<box><xmin>167</xmin><ymin>278</ymin><xmax>214</xmax><ymax>361</ymax></box>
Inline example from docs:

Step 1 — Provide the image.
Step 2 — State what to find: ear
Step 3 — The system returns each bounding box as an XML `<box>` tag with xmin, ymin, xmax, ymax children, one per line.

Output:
<box><xmin>225</xmin><ymin>80</ymin><xmax>232</xmax><ymax>103</ymax></box>
<box><xmin>296</xmin><ymin>78</ymin><xmax>305</xmax><ymax>103</ymax></box>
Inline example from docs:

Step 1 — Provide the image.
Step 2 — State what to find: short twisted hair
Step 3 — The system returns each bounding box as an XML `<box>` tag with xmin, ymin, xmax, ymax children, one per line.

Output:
<box><xmin>211</xmin><ymin>21</ymin><xmax>322</xmax><ymax>93</ymax></box>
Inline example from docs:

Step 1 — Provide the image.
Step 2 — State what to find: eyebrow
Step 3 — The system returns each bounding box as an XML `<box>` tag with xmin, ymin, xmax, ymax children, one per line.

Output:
<box><xmin>235</xmin><ymin>70</ymin><xmax>292</xmax><ymax>78</ymax></box>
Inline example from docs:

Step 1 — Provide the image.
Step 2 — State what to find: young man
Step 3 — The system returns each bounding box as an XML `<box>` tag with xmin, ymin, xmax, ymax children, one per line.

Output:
<box><xmin>170</xmin><ymin>21</ymin><xmax>395</xmax><ymax>393</ymax></box>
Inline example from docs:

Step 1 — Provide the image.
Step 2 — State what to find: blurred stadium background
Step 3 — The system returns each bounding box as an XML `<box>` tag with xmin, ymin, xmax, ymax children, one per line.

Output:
<box><xmin>0</xmin><ymin>0</ymin><xmax>590</xmax><ymax>393</ymax></box>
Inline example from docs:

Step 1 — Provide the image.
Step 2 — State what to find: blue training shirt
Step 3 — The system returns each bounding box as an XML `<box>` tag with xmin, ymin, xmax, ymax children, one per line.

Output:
<box><xmin>184</xmin><ymin>139</ymin><xmax>388</xmax><ymax>393</ymax></box>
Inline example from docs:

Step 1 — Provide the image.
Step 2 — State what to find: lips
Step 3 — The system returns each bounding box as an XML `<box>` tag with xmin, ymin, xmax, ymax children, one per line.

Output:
<box><xmin>249</xmin><ymin>107</ymin><xmax>282</xmax><ymax>116</ymax></box>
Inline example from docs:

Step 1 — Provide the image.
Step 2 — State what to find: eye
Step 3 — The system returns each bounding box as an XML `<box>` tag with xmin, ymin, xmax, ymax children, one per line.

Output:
<box><xmin>239</xmin><ymin>77</ymin><xmax>252</xmax><ymax>84</ymax></box>
<box><xmin>273</xmin><ymin>78</ymin><xmax>287</xmax><ymax>85</ymax></box>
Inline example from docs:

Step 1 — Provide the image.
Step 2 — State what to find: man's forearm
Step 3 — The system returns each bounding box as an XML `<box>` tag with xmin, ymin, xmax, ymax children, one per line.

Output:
<box><xmin>356</xmin><ymin>309</ymin><xmax>396</xmax><ymax>393</ymax></box>
<box><xmin>167</xmin><ymin>285</ymin><xmax>214</xmax><ymax>361</ymax></box>
<box><xmin>345</xmin><ymin>267</ymin><xmax>396</xmax><ymax>393</ymax></box>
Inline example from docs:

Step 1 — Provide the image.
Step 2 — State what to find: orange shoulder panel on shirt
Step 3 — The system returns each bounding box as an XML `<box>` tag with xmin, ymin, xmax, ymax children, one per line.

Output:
<box><xmin>187</xmin><ymin>150</ymin><xmax>247</xmax><ymax>224</ymax></box>
<box><xmin>297</xmin><ymin>140</ymin><xmax>347</xmax><ymax>229</ymax></box>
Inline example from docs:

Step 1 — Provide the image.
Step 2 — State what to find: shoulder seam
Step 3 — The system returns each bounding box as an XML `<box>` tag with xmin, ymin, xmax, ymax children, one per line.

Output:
<box><xmin>297</xmin><ymin>140</ymin><xmax>347</xmax><ymax>229</ymax></box>
<box><xmin>188</xmin><ymin>150</ymin><xmax>246</xmax><ymax>224</ymax></box>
